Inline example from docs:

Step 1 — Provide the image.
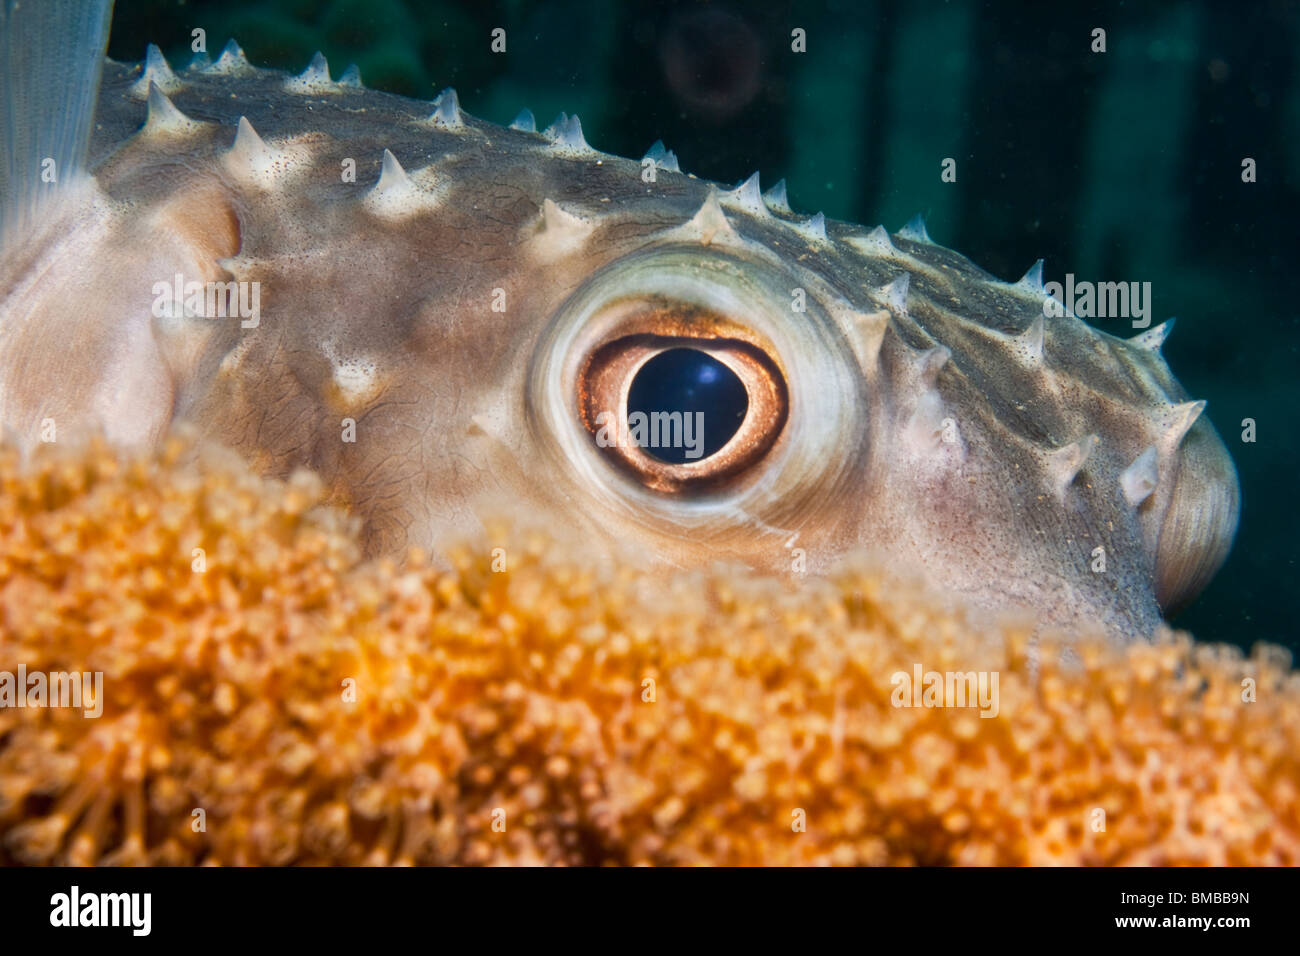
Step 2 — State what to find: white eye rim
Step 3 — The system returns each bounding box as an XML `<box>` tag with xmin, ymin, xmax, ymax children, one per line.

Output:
<box><xmin>527</xmin><ymin>245</ymin><xmax>864</xmax><ymax>533</ymax></box>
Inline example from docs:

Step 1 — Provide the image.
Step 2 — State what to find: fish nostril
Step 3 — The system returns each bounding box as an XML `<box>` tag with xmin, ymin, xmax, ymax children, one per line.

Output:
<box><xmin>626</xmin><ymin>348</ymin><xmax>748</xmax><ymax>463</ymax></box>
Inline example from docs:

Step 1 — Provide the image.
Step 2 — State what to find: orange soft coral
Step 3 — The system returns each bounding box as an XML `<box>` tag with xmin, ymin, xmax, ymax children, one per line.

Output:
<box><xmin>0</xmin><ymin>432</ymin><xmax>1296</xmax><ymax>865</ymax></box>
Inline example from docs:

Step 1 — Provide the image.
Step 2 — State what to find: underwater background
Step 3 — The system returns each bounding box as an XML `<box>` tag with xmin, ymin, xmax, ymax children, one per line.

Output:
<box><xmin>105</xmin><ymin>0</ymin><xmax>1300</xmax><ymax>653</ymax></box>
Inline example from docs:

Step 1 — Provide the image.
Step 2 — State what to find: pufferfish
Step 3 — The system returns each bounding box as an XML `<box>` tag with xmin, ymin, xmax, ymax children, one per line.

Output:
<box><xmin>0</xmin><ymin>2</ymin><xmax>1239</xmax><ymax>642</ymax></box>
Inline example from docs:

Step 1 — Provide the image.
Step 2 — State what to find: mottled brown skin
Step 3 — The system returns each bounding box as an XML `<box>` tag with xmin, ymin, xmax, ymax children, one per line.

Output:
<box><xmin>0</xmin><ymin>52</ymin><xmax>1239</xmax><ymax>641</ymax></box>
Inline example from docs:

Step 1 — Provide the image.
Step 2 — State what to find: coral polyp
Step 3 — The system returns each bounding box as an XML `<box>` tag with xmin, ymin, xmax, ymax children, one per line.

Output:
<box><xmin>0</xmin><ymin>433</ymin><xmax>1295</xmax><ymax>865</ymax></box>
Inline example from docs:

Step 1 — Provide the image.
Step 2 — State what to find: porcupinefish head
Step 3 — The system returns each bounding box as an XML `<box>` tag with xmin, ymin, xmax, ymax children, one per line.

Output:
<box><xmin>0</xmin><ymin>3</ymin><xmax>1239</xmax><ymax>640</ymax></box>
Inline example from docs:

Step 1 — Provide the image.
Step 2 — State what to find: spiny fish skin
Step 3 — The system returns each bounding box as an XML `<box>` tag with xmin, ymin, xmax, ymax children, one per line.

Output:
<box><xmin>0</xmin><ymin>48</ymin><xmax>1239</xmax><ymax>641</ymax></box>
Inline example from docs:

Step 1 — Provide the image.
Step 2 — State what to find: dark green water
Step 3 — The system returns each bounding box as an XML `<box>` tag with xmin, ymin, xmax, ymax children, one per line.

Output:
<box><xmin>107</xmin><ymin>0</ymin><xmax>1300</xmax><ymax>653</ymax></box>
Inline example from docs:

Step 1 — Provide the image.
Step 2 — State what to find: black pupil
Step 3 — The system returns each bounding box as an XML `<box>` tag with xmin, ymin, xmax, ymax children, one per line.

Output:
<box><xmin>626</xmin><ymin>348</ymin><xmax>748</xmax><ymax>464</ymax></box>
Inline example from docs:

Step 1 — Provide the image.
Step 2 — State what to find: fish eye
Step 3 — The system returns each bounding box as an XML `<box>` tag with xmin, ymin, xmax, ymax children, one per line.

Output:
<box><xmin>578</xmin><ymin>333</ymin><xmax>788</xmax><ymax>493</ymax></box>
<box><xmin>629</xmin><ymin>348</ymin><xmax>747</xmax><ymax>463</ymax></box>
<box><xmin>530</xmin><ymin>247</ymin><xmax>858</xmax><ymax>523</ymax></box>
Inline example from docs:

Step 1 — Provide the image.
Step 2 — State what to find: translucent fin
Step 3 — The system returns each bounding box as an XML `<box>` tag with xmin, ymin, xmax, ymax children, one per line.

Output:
<box><xmin>0</xmin><ymin>0</ymin><xmax>114</xmax><ymax>249</ymax></box>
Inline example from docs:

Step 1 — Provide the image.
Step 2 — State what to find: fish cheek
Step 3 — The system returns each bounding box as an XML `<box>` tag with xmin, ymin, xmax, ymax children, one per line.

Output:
<box><xmin>158</xmin><ymin>182</ymin><xmax>243</xmax><ymax>268</ymax></box>
<box><xmin>147</xmin><ymin>183</ymin><xmax>245</xmax><ymax>389</ymax></box>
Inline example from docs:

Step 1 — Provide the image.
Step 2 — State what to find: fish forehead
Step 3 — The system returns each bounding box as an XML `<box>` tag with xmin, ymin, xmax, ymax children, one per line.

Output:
<box><xmin>22</xmin><ymin>52</ymin><xmax>1237</xmax><ymax>639</ymax></box>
